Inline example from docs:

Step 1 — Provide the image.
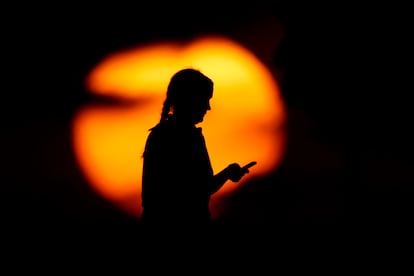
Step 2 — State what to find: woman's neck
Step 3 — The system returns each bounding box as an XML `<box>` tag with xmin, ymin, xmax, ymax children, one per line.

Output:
<box><xmin>170</xmin><ymin>113</ymin><xmax>196</xmax><ymax>126</ymax></box>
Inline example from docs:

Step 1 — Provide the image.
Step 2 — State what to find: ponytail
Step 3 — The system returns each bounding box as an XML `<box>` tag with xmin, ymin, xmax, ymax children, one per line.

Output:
<box><xmin>160</xmin><ymin>98</ymin><xmax>172</xmax><ymax>123</ymax></box>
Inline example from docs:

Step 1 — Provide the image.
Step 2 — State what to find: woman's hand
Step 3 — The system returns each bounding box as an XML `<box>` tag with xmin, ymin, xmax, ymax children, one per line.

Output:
<box><xmin>225</xmin><ymin>162</ymin><xmax>256</xmax><ymax>182</ymax></box>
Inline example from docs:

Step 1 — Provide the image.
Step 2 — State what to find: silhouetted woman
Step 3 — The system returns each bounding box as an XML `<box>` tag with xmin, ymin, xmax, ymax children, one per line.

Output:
<box><xmin>141</xmin><ymin>68</ymin><xmax>255</xmax><ymax>225</ymax></box>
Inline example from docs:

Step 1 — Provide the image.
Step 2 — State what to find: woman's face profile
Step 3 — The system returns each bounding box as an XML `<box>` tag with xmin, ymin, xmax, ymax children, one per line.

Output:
<box><xmin>173</xmin><ymin>92</ymin><xmax>211</xmax><ymax>124</ymax></box>
<box><xmin>193</xmin><ymin>96</ymin><xmax>212</xmax><ymax>123</ymax></box>
<box><xmin>174</xmin><ymin>94</ymin><xmax>212</xmax><ymax>124</ymax></box>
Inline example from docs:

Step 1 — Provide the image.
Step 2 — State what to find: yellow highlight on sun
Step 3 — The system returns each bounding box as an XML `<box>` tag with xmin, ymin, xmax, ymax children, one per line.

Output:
<box><xmin>72</xmin><ymin>35</ymin><xmax>286</xmax><ymax>219</ymax></box>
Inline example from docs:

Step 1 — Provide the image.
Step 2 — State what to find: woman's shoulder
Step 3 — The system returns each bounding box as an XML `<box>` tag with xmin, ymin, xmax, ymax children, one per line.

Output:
<box><xmin>147</xmin><ymin>121</ymin><xmax>177</xmax><ymax>141</ymax></box>
<box><xmin>149</xmin><ymin>120</ymin><xmax>172</xmax><ymax>133</ymax></box>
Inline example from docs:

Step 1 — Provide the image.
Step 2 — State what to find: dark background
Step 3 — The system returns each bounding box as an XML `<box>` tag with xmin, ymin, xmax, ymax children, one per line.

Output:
<box><xmin>2</xmin><ymin>2</ymin><xmax>413</xmax><ymax>234</ymax></box>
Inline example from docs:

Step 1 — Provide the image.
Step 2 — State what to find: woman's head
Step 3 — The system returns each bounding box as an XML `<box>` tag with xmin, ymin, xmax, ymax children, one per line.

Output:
<box><xmin>160</xmin><ymin>68</ymin><xmax>213</xmax><ymax>124</ymax></box>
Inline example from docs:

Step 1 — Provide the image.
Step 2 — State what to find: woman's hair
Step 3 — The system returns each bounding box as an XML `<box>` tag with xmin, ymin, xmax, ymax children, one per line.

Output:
<box><xmin>159</xmin><ymin>68</ymin><xmax>213</xmax><ymax>122</ymax></box>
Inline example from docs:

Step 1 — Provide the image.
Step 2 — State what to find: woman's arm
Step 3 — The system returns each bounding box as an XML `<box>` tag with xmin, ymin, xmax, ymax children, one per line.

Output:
<box><xmin>209</xmin><ymin>162</ymin><xmax>256</xmax><ymax>194</ymax></box>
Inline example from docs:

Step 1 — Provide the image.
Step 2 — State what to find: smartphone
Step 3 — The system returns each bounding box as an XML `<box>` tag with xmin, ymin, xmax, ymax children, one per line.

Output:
<box><xmin>242</xmin><ymin>161</ymin><xmax>257</xmax><ymax>170</ymax></box>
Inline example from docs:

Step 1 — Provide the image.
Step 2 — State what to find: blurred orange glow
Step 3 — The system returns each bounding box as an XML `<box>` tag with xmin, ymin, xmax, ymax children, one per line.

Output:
<box><xmin>72</xmin><ymin>35</ymin><xmax>286</xmax><ymax>219</ymax></box>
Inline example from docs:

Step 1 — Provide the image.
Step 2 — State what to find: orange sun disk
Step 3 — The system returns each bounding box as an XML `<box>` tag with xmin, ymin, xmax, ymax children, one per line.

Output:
<box><xmin>72</xmin><ymin>35</ymin><xmax>286</xmax><ymax>220</ymax></box>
